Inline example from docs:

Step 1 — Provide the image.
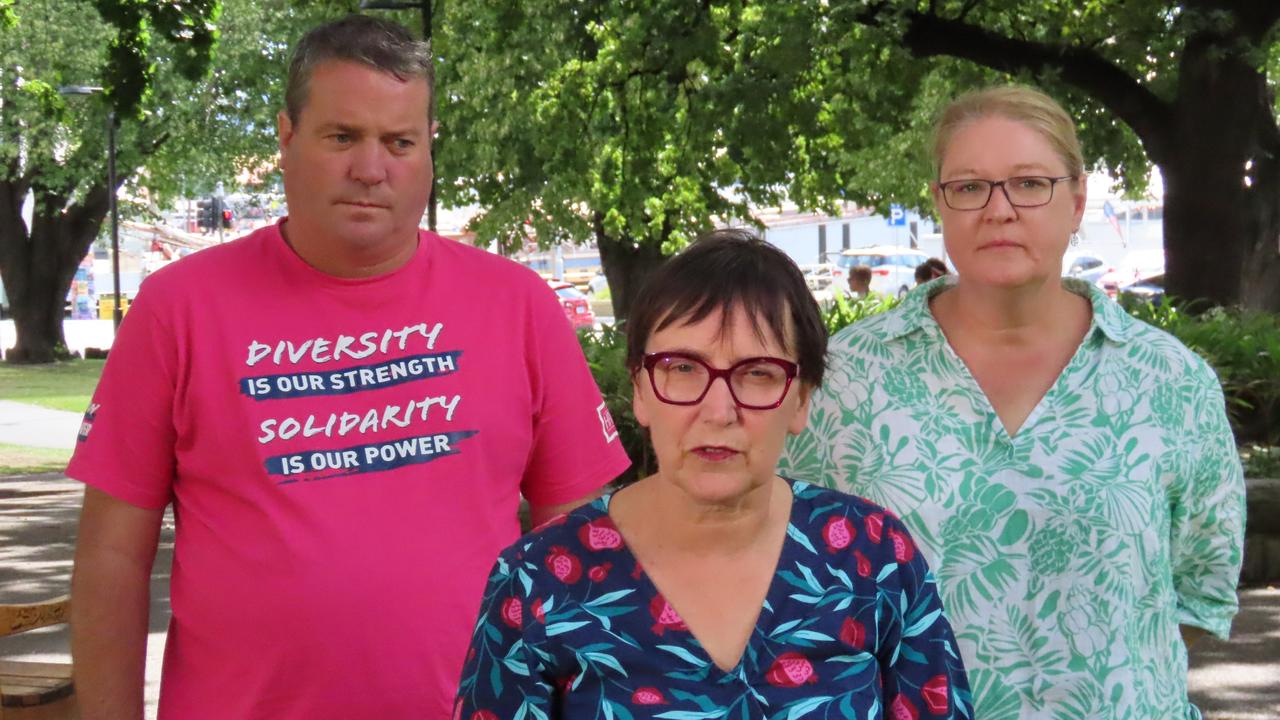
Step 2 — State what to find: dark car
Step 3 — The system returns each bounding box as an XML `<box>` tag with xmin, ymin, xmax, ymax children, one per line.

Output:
<box><xmin>1118</xmin><ymin>273</ymin><xmax>1165</xmax><ymax>306</ymax></box>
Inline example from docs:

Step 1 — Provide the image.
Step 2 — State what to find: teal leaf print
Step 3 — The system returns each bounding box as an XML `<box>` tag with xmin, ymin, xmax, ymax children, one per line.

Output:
<box><xmin>657</xmin><ymin>644</ymin><xmax>708</xmax><ymax>668</ymax></box>
<box><xmin>787</xmin><ymin>523</ymin><xmax>819</xmax><ymax>554</ymax></box>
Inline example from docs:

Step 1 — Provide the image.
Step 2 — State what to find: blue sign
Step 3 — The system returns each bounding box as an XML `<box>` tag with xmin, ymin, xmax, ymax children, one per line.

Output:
<box><xmin>887</xmin><ymin>204</ymin><xmax>907</xmax><ymax>226</ymax></box>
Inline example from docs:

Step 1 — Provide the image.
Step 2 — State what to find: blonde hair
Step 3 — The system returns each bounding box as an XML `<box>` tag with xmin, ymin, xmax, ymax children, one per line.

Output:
<box><xmin>932</xmin><ymin>85</ymin><xmax>1084</xmax><ymax>179</ymax></box>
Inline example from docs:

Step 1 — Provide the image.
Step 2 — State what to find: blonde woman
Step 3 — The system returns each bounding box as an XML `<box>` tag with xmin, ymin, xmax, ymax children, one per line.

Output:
<box><xmin>780</xmin><ymin>86</ymin><xmax>1245</xmax><ymax>719</ymax></box>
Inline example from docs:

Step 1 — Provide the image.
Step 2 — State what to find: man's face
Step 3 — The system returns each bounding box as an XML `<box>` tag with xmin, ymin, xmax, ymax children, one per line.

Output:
<box><xmin>278</xmin><ymin>60</ymin><xmax>433</xmax><ymax>259</ymax></box>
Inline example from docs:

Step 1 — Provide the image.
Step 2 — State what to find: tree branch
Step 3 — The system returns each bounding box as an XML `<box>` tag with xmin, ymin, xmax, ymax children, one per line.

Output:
<box><xmin>894</xmin><ymin>9</ymin><xmax>1178</xmax><ymax>164</ymax></box>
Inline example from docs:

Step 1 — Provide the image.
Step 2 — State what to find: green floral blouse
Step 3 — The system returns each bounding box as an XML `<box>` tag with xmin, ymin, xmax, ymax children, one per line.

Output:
<box><xmin>778</xmin><ymin>278</ymin><xmax>1245</xmax><ymax>719</ymax></box>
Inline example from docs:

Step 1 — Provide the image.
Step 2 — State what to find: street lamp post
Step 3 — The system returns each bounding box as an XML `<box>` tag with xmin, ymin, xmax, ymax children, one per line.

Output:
<box><xmin>360</xmin><ymin>0</ymin><xmax>437</xmax><ymax>232</ymax></box>
<box><xmin>58</xmin><ymin>85</ymin><xmax>123</xmax><ymax>332</ymax></box>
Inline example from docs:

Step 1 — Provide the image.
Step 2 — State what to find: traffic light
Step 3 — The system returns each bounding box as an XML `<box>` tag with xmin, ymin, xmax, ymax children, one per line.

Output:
<box><xmin>221</xmin><ymin>205</ymin><xmax>233</xmax><ymax>229</ymax></box>
<box><xmin>196</xmin><ymin>198</ymin><xmax>216</xmax><ymax>230</ymax></box>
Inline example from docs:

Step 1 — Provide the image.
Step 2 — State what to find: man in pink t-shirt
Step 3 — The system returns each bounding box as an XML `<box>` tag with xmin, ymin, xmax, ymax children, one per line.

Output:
<box><xmin>66</xmin><ymin>15</ymin><xmax>629</xmax><ymax>720</ymax></box>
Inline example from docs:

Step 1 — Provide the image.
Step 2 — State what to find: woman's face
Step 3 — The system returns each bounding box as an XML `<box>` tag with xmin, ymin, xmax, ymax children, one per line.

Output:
<box><xmin>933</xmin><ymin>115</ymin><xmax>1086</xmax><ymax>289</ymax></box>
<box><xmin>632</xmin><ymin>306</ymin><xmax>811</xmax><ymax>506</ymax></box>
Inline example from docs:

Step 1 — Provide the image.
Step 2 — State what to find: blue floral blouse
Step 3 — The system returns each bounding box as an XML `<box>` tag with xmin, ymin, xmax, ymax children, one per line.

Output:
<box><xmin>454</xmin><ymin>480</ymin><xmax>973</xmax><ymax>719</ymax></box>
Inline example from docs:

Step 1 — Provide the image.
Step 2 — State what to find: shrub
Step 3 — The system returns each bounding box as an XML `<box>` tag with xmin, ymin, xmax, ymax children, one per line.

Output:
<box><xmin>1122</xmin><ymin>298</ymin><xmax>1280</xmax><ymax>446</ymax></box>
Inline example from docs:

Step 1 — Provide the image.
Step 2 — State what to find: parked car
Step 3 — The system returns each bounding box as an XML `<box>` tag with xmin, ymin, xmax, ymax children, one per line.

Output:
<box><xmin>586</xmin><ymin>271</ymin><xmax>609</xmax><ymax>297</ymax></box>
<box><xmin>549</xmin><ymin>280</ymin><xmax>596</xmax><ymax>330</ymax></box>
<box><xmin>1117</xmin><ymin>273</ymin><xmax>1165</xmax><ymax>306</ymax></box>
<box><xmin>1096</xmin><ymin>249</ymin><xmax>1165</xmax><ymax>299</ymax></box>
<box><xmin>1062</xmin><ymin>252</ymin><xmax>1110</xmax><ymax>283</ymax></box>
<box><xmin>831</xmin><ymin>246</ymin><xmax>930</xmax><ymax>298</ymax></box>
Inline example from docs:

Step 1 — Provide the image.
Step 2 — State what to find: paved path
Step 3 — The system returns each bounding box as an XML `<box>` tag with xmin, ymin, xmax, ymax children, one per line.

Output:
<box><xmin>0</xmin><ymin>474</ymin><xmax>1277</xmax><ymax>719</ymax></box>
<box><xmin>0</xmin><ymin>400</ymin><xmax>82</xmax><ymax>449</ymax></box>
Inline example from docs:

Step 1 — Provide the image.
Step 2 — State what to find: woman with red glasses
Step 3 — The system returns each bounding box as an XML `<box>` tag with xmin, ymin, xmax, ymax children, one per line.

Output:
<box><xmin>454</xmin><ymin>229</ymin><xmax>971</xmax><ymax>719</ymax></box>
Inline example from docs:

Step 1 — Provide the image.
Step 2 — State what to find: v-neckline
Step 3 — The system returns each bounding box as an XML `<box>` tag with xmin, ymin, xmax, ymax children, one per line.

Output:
<box><xmin>601</xmin><ymin>482</ymin><xmax>798</xmax><ymax>676</ymax></box>
<box><xmin>925</xmin><ymin>293</ymin><xmax>1099</xmax><ymax>442</ymax></box>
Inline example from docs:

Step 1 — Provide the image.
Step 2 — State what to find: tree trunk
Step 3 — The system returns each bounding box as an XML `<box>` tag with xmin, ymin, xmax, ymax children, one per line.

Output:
<box><xmin>594</xmin><ymin>213</ymin><xmax>667</xmax><ymax>324</ymax></box>
<box><xmin>1160</xmin><ymin>22</ymin><xmax>1280</xmax><ymax>312</ymax></box>
<box><xmin>0</xmin><ymin>190</ymin><xmax>106</xmax><ymax>363</ymax></box>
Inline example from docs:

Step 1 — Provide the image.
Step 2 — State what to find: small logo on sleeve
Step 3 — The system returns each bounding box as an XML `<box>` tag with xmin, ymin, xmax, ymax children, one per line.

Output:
<box><xmin>596</xmin><ymin>402</ymin><xmax>618</xmax><ymax>443</ymax></box>
<box><xmin>78</xmin><ymin>403</ymin><xmax>101</xmax><ymax>442</ymax></box>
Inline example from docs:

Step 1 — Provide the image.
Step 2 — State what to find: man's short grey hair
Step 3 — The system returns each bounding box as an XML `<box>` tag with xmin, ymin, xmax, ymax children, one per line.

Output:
<box><xmin>285</xmin><ymin>14</ymin><xmax>434</xmax><ymax>125</ymax></box>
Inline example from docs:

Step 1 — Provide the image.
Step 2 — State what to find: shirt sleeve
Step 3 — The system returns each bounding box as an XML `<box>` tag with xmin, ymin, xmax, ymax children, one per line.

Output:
<box><xmin>519</xmin><ymin>281</ymin><xmax>630</xmax><ymax>508</ymax></box>
<box><xmin>877</xmin><ymin>515</ymin><xmax>974</xmax><ymax>719</ymax></box>
<box><xmin>454</xmin><ymin>543</ymin><xmax>555</xmax><ymax>719</ymax></box>
<box><xmin>1171</xmin><ymin>371</ymin><xmax>1245</xmax><ymax>639</ymax></box>
<box><xmin>64</xmin><ymin>282</ymin><xmax>179</xmax><ymax>510</ymax></box>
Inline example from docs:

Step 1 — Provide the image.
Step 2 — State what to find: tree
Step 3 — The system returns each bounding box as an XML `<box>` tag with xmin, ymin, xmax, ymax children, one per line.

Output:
<box><xmin>0</xmin><ymin>0</ymin><xmax>344</xmax><ymax>363</ymax></box>
<box><xmin>437</xmin><ymin>1</ymin><xmax>1279</xmax><ymax>317</ymax></box>
<box><xmin>437</xmin><ymin>1</ymin><xmax>870</xmax><ymax>321</ymax></box>
<box><xmin>846</xmin><ymin>0</ymin><xmax>1280</xmax><ymax>311</ymax></box>
<box><xmin>0</xmin><ymin>0</ymin><xmax>219</xmax><ymax>362</ymax></box>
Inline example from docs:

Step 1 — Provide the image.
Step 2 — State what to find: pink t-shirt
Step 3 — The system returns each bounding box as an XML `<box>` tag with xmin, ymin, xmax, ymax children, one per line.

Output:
<box><xmin>67</xmin><ymin>223</ymin><xmax>630</xmax><ymax>719</ymax></box>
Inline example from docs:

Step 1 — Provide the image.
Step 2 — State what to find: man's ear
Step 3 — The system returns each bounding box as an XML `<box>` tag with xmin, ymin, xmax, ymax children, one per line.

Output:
<box><xmin>277</xmin><ymin>110</ymin><xmax>295</xmax><ymax>165</ymax></box>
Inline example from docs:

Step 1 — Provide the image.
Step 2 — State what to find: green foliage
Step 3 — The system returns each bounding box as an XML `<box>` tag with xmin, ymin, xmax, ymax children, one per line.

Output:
<box><xmin>1121</xmin><ymin>299</ymin><xmax>1280</xmax><ymax>446</ymax></box>
<box><xmin>822</xmin><ymin>291</ymin><xmax>900</xmax><ymax>336</ymax></box>
<box><xmin>577</xmin><ymin>324</ymin><xmax>650</xmax><ymax>485</ymax></box>
<box><xmin>1240</xmin><ymin>445</ymin><xmax>1280</xmax><ymax>479</ymax></box>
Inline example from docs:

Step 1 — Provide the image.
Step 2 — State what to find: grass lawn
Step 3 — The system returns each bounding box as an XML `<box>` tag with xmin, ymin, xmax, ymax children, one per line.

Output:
<box><xmin>0</xmin><ymin>442</ymin><xmax>71</xmax><ymax>475</ymax></box>
<box><xmin>0</xmin><ymin>359</ymin><xmax>104</xmax><ymax>412</ymax></box>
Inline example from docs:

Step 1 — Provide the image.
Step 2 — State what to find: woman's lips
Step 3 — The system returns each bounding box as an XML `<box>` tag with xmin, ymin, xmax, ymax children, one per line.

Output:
<box><xmin>691</xmin><ymin>446</ymin><xmax>739</xmax><ymax>461</ymax></box>
<box><xmin>979</xmin><ymin>239</ymin><xmax>1022</xmax><ymax>250</ymax></box>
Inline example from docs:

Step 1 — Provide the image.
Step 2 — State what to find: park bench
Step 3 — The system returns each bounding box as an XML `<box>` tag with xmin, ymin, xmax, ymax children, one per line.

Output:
<box><xmin>0</xmin><ymin>595</ymin><xmax>77</xmax><ymax>719</ymax></box>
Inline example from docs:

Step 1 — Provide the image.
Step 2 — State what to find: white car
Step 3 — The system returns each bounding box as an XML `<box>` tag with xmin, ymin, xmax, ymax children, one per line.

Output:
<box><xmin>1062</xmin><ymin>252</ymin><xmax>1110</xmax><ymax>283</ymax></box>
<box><xmin>831</xmin><ymin>246</ymin><xmax>930</xmax><ymax>298</ymax></box>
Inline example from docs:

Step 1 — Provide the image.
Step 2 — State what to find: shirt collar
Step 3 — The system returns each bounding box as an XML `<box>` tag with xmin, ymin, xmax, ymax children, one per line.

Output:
<box><xmin>884</xmin><ymin>275</ymin><xmax>1133</xmax><ymax>344</ymax></box>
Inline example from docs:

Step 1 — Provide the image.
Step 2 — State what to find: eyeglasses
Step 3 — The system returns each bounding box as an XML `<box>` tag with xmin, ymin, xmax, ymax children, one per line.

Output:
<box><xmin>641</xmin><ymin>352</ymin><xmax>799</xmax><ymax>410</ymax></box>
<box><xmin>937</xmin><ymin>175</ymin><xmax>1076</xmax><ymax>211</ymax></box>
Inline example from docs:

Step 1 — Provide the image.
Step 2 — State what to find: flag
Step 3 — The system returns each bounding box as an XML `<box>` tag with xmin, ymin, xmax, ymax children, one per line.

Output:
<box><xmin>1102</xmin><ymin>201</ymin><xmax>1124</xmax><ymax>240</ymax></box>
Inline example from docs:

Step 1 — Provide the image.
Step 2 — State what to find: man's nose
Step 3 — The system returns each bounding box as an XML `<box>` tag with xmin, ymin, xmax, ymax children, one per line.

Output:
<box><xmin>348</xmin><ymin>141</ymin><xmax>389</xmax><ymax>185</ymax></box>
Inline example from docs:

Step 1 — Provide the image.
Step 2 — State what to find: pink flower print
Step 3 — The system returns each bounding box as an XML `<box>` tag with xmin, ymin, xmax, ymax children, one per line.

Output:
<box><xmin>765</xmin><ymin>652</ymin><xmax>819</xmax><ymax>688</ymax></box>
<box><xmin>888</xmin><ymin>527</ymin><xmax>915</xmax><ymax>563</ymax></box>
<box><xmin>839</xmin><ymin>617</ymin><xmax>866</xmax><ymax>650</ymax></box>
<box><xmin>865</xmin><ymin>512</ymin><xmax>885</xmax><ymax>544</ymax></box>
<box><xmin>649</xmin><ymin>595</ymin><xmax>688</xmax><ymax>635</ymax></box>
<box><xmin>854</xmin><ymin>549</ymin><xmax>872</xmax><ymax>578</ymax></box>
<box><xmin>546</xmin><ymin>545</ymin><xmax>583</xmax><ymax>583</ymax></box>
<box><xmin>889</xmin><ymin>694</ymin><xmax>920</xmax><ymax>720</ymax></box>
<box><xmin>578</xmin><ymin>517</ymin><xmax>625</xmax><ymax>551</ymax></box>
<box><xmin>922</xmin><ymin>674</ymin><xmax>950</xmax><ymax>715</ymax></box>
<box><xmin>500</xmin><ymin>597</ymin><xmax>522</xmax><ymax>629</ymax></box>
<box><xmin>822</xmin><ymin>516</ymin><xmax>856</xmax><ymax>553</ymax></box>
<box><xmin>631</xmin><ymin>687</ymin><xmax>669</xmax><ymax>705</ymax></box>
<box><xmin>588</xmin><ymin>561</ymin><xmax>613</xmax><ymax>582</ymax></box>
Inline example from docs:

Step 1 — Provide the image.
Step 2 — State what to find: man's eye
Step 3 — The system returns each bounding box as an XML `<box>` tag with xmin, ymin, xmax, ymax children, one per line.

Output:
<box><xmin>330</xmin><ymin>133</ymin><xmax>351</xmax><ymax>144</ymax></box>
<box><xmin>1017</xmin><ymin>177</ymin><xmax>1050</xmax><ymax>190</ymax></box>
<box><xmin>393</xmin><ymin>138</ymin><xmax>414</xmax><ymax>150</ymax></box>
<box><xmin>954</xmin><ymin>182</ymin><xmax>986</xmax><ymax>194</ymax></box>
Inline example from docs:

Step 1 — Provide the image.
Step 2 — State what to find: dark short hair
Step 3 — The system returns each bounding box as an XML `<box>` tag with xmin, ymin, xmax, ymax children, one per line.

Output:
<box><xmin>914</xmin><ymin>257</ymin><xmax>948</xmax><ymax>284</ymax></box>
<box><xmin>848</xmin><ymin>265</ymin><xmax>873</xmax><ymax>285</ymax></box>
<box><xmin>625</xmin><ymin>228</ymin><xmax>827</xmax><ymax>388</ymax></box>
<box><xmin>285</xmin><ymin>14</ymin><xmax>434</xmax><ymax>126</ymax></box>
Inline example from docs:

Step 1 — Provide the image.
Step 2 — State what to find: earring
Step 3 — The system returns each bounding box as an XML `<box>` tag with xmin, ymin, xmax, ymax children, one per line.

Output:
<box><xmin>1070</xmin><ymin>230</ymin><xmax>1080</xmax><ymax>247</ymax></box>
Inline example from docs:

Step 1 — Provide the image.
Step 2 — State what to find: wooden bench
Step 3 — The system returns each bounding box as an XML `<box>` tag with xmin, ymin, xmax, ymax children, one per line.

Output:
<box><xmin>0</xmin><ymin>596</ymin><xmax>77</xmax><ymax>719</ymax></box>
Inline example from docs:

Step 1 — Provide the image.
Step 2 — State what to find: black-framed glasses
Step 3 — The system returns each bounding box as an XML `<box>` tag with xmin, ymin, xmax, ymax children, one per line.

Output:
<box><xmin>641</xmin><ymin>352</ymin><xmax>799</xmax><ymax>410</ymax></box>
<box><xmin>937</xmin><ymin>175</ymin><xmax>1076</xmax><ymax>211</ymax></box>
